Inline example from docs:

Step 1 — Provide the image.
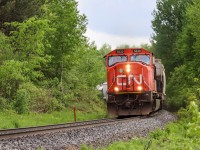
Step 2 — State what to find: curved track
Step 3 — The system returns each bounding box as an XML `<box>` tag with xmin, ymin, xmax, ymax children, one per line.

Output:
<box><xmin>0</xmin><ymin>110</ymin><xmax>177</xmax><ymax>150</ymax></box>
<box><xmin>0</xmin><ymin>116</ymin><xmax>145</xmax><ymax>140</ymax></box>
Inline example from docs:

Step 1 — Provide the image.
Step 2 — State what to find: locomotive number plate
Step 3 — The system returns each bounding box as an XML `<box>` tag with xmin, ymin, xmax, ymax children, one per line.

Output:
<box><xmin>116</xmin><ymin>50</ymin><xmax>124</xmax><ymax>54</ymax></box>
<box><xmin>133</xmin><ymin>49</ymin><xmax>141</xmax><ymax>53</ymax></box>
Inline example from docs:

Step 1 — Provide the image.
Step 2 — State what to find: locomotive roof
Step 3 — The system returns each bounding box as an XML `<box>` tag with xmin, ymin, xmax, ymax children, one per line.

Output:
<box><xmin>105</xmin><ymin>48</ymin><xmax>152</xmax><ymax>57</ymax></box>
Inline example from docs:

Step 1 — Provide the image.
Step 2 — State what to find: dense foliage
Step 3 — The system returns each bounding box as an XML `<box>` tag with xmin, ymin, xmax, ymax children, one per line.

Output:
<box><xmin>152</xmin><ymin>0</ymin><xmax>192</xmax><ymax>76</ymax></box>
<box><xmin>0</xmin><ymin>0</ymin><xmax>45</xmax><ymax>34</ymax></box>
<box><xmin>0</xmin><ymin>0</ymin><xmax>110</xmax><ymax>114</ymax></box>
<box><xmin>152</xmin><ymin>0</ymin><xmax>200</xmax><ymax>110</ymax></box>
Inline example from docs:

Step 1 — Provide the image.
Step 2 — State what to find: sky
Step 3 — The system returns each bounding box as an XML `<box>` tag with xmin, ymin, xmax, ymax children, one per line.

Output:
<box><xmin>77</xmin><ymin>0</ymin><xmax>157</xmax><ymax>49</ymax></box>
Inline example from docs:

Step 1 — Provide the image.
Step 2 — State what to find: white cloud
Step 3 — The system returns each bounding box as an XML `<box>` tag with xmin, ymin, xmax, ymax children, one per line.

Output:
<box><xmin>77</xmin><ymin>0</ymin><xmax>156</xmax><ymax>38</ymax></box>
<box><xmin>85</xmin><ymin>28</ymin><xmax>151</xmax><ymax>49</ymax></box>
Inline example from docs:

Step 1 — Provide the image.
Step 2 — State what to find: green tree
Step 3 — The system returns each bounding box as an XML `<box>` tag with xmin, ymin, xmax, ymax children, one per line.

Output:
<box><xmin>116</xmin><ymin>44</ymin><xmax>130</xmax><ymax>49</ymax></box>
<box><xmin>152</xmin><ymin>0</ymin><xmax>192</xmax><ymax>76</ymax></box>
<box><xmin>167</xmin><ymin>0</ymin><xmax>200</xmax><ymax>110</ymax></box>
<box><xmin>10</xmin><ymin>17</ymin><xmax>52</xmax><ymax>82</ymax></box>
<box><xmin>0</xmin><ymin>60</ymin><xmax>29</xmax><ymax>99</ymax></box>
<box><xmin>0</xmin><ymin>16</ymin><xmax>52</xmax><ymax>100</ymax></box>
<box><xmin>140</xmin><ymin>43</ymin><xmax>152</xmax><ymax>52</ymax></box>
<box><xmin>177</xmin><ymin>0</ymin><xmax>200</xmax><ymax>69</ymax></box>
<box><xmin>14</xmin><ymin>89</ymin><xmax>31</xmax><ymax>114</ymax></box>
<box><xmin>0</xmin><ymin>0</ymin><xmax>106</xmax><ymax>113</ymax></box>
<box><xmin>0</xmin><ymin>31</ymin><xmax>13</xmax><ymax>62</ymax></box>
<box><xmin>0</xmin><ymin>0</ymin><xmax>45</xmax><ymax>34</ymax></box>
<box><xmin>43</xmin><ymin>0</ymin><xmax>87</xmax><ymax>89</ymax></box>
<box><xmin>99</xmin><ymin>43</ymin><xmax>111</xmax><ymax>58</ymax></box>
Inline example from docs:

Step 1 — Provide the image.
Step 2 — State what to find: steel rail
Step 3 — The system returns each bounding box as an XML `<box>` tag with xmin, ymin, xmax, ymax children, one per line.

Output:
<box><xmin>0</xmin><ymin>117</ymin><xmax>143</xmax><ymax>140</ymax></box>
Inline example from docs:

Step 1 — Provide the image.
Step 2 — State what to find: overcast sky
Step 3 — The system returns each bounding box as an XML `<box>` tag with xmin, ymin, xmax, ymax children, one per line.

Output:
<box><xmin>77</xmin><ymin>0</ymin><xmax>157</xmax><ymax>49</ymax></box>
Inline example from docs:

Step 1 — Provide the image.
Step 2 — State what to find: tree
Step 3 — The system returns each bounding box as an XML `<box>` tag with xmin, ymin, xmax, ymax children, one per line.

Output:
<box><xmin>152</xmin><ymin>0</ymin><xmax>192</xmax><ymax>76</ymax></box>
<box><xmin>0</xmin><ymin>0</ymin><xmax>106</xmax><ymax>113</ymax></box>
<box><xmin>116</xmin><ymin>44</ymin><xmax>130</xmax><ymax>49</ymax></box>
<box><xmin>177</xmin><ymin>0</ymin><xmax>200</xmax><ymax>68</ymax></box>
<box><xmin>166</xmin><ymin>0</ymin><xmax>200</xmax><ymax>110</ymax></box>
<box><xmin>43</xmin><ymin>0</ymin><xmax>87</xmax><ymax>86</ymax></box>
<box><xmin>0</xmin><ymin>31</ymin><xmax>13</xmax><ymax>62</ymax></box>
<box><xmin>0</xmin><ymin>0</ymin><xmax>45</xmax><ymax>35</ymax></box>
<box><xmin>140</xmin><ymin>43</ymin><xmax>152</xmax><ymax>52</ymax></box>
<box><xmin>0</xmin><ymin>60</ymin><xmax>29</xmax><ymax>99</ymax></box>
<box><xmin>0</xmin><ymin>0</ymin><xmax>45</xmax><ymax>34</ymax></box>
<box><xmin>99</xmin><ymin>43</ymin><xmax>111</xmax><ymax>58</ymax></box>
<box><xmin>9</xmin><ymin>17</ymin><xmax>52</xmax><ymax>82</ymax></box>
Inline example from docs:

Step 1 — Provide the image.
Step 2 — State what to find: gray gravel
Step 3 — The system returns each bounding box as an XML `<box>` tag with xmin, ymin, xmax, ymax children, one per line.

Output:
<box><xmin>0</xmin><ymin>110</ymin><xmax>177</xmax><ymax>150</ymax></box>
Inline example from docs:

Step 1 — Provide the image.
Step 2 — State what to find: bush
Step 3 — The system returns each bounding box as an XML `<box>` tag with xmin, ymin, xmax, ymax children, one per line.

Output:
<box><xmin>19</xmin><ymin>82</ymin><xmax>64</xmax><ymax>113</ymax></box>
<box><xmin>167</xmin><ymin>65</ymin><xmax>200</xmax><ymax>110</ymax></box>
<box><xmin>14</xmin><ymin>89</ymin><xmax>31</xmax><ymax>114</ymax></box>
<box><xmin>65</xmin><ymin>85</ymin><xmax>104</xmax><ymax>112</ymax></box>
<box><xmin>0</xmin><ymin>97</ymin><xmax>11</xmax><ymax>111</ymax></box>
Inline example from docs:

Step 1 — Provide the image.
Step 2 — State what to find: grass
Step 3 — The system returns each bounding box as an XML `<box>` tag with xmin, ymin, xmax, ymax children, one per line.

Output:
<box><xmin>0</xmin><ymin>90</ymin><xmax>107</xmax><ymax>129</ymax></box>
<box><xmin>0</xmin><ymin>107</ymin><xmax>106</xmax><ymax>129</ymax></box>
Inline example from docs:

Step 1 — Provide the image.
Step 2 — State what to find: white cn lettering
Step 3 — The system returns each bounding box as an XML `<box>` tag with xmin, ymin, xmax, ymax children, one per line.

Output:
<box><xmin>133</xmin><ymin>74</ymin><xmax>143</xmax><ymax>85</ymax></box>
<box><xmin>117</xmin><ymin>75</ymin><xmax>126</xmax><ymax>86</ymax></box>
<box><xmin>116</xmin><ymin>74</ymin><xmax>142</xmax><ymax>86</ymax></box>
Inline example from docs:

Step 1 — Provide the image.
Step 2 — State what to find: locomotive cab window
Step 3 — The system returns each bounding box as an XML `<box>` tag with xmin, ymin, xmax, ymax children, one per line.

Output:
<box><xmin>108</xmin><ymin>55</ymin><xmax>127</xmax><ymax>66</ymax></box>
<box><xmin>130</xmin><ymin>54</ymin><xmax>150</xmax><ymax>65</ymax></box>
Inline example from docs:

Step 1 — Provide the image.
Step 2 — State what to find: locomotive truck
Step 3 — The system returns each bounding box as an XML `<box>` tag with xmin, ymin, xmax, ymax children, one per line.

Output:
<box><xmin>103</xmin><ymin>48</ymin><xmax>166</xmax><ymax>116</ymax></box>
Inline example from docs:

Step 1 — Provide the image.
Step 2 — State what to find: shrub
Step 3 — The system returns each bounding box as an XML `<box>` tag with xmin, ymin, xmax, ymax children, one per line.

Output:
<box><xmin>14</xmin><ymin>89</ymin><xmax>31</xmax><ymax>114</ymax></box>
<box><xmin>0</xmin><ymin>97</ymin><xmax>11</xmax><ymax>111</ymax></box>
<box><xmin>19</xmin><ymin>82</ymin><xmax>64</xmax><ymax>113</ymax></box>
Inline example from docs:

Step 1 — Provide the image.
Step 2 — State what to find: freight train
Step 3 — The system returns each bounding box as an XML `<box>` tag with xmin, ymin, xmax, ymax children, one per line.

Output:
<box><xmin>103</xmin><ymin>48</ymin><xmax>166</xmax><ymax>116</ymax></box>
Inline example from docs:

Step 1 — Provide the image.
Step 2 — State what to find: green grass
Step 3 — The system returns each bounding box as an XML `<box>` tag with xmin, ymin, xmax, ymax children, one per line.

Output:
<box><xmin>0</xmin><ymin>108</ymin><xmax>106</xmax><ymax>129</ymax></box>
<box><xmin>0</xmin><ymin>92</ymin><xmax>107</xmax><ymax>129</ymax></box>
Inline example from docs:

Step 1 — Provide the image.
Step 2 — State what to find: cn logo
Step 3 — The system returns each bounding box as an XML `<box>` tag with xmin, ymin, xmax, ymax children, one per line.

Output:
<box><xmin>116</xmin><ymin>74</ymin><xmax>142</xmax><ymax>86</ymax></box>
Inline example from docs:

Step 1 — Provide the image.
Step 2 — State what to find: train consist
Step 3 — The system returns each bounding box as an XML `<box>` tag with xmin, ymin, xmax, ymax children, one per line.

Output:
<box><xmin>103</xmin><ymin>48</ymin><xmax>166</xmax><ymax>116</ymax></box>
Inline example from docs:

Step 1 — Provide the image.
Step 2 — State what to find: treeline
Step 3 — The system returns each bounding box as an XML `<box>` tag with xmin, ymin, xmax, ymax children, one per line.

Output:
<box><xmin>152</xmin><ymin>0</ymin><xmax>200</xmax><ymax>110</ymax></box>
<box><xmin>0</xmin><ymin>0</ymin><xmax>111</xmax><ymax>114</ymax></box>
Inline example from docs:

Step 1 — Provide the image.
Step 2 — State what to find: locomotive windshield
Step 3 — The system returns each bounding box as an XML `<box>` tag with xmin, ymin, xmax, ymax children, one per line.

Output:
<box><xmin>130</xmin><ymin>54</ymin><xmax>150</xmax><ymax>65</ymax></box>
<box><xmin>108</xmin><ymin>55</ymin><xmax>127</xmax><ymax>66</ymax></box>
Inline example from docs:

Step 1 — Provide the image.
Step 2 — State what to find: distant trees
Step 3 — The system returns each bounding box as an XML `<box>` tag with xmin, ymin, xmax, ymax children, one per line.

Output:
<box><xmin>116</xmin><ymin>44</ymin><xmax>131</xmax><ymax>49</ymax></box>
<box><xmin>99</xmin><ymin>43</ymin><xmax>111</xmax><ymax>58</ymax></box>
<box><xmin>115</xmin><ymin>43</ymin><xmax>152</xmax><ymax>51</ymax></box>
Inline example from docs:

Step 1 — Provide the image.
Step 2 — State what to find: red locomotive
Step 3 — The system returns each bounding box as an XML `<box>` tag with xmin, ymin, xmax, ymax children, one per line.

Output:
<box><xmin>104</xmin><ymin>48</ymin><xmax>166</xmax><ymax>116</ymax></box>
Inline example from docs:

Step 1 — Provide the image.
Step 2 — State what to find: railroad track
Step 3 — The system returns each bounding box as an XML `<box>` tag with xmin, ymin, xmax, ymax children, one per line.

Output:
<box><xmin>0</xmin><ymin>110</ymin><xmax>177</xmax><ymax>150</ymax></box>
<box><xmin>0</xmin><ymin>110</ymin><xmax>161</xmax><ymax>141</ymax></box>
<box><xmin>0</xmin><ymin>117</ymin><xmax>143</xmax><ymax>140</ymax></box>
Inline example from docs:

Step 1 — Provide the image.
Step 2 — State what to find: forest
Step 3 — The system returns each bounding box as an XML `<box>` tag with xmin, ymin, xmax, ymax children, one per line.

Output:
<box><xmin>0</xmin><ymin>0</ymin><xmax>200</xmax><ymax>149</ymax></box>
<box><xmin>152</xmin><ymin>0</ymin><xmax>200</xmax><ymax>110</ymax></box>
<box><xmin>0</xmin><ymin>0</ymin><xmax>111</xmax><ymax>115</ymax></box>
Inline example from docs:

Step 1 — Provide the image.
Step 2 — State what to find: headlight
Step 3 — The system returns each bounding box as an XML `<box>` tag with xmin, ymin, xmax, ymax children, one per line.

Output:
<box><xmin>126</xmin><ymin>64</ymin><xmax>131</xmax><ymax>73</ymax></box>
<box><xmin>114</xmin><ymin>87</ymin><xmax>119</xmax><ymax>92</ymax></box>
<box><xmin>137</xmin><ymin>86</ymin><xmax>143</xmax><ymax>91</ymax></box>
